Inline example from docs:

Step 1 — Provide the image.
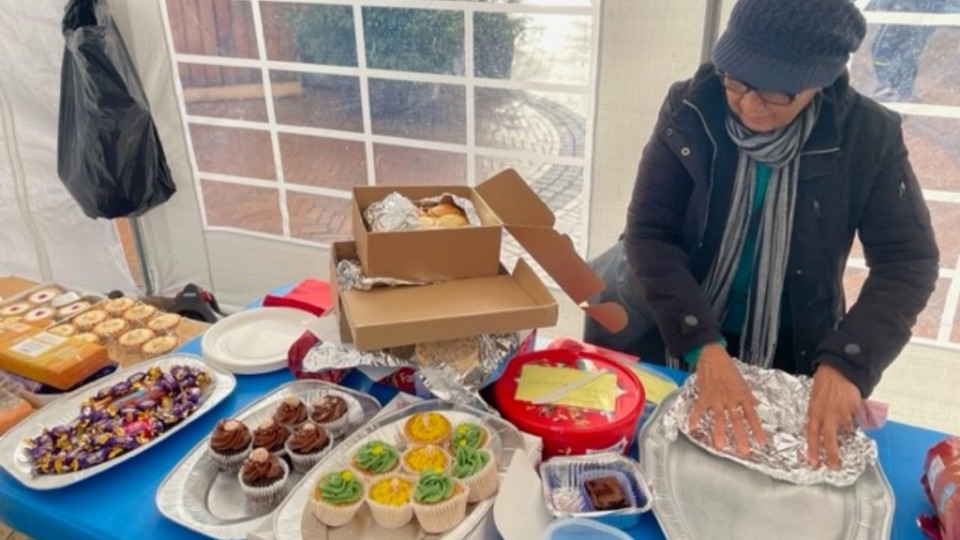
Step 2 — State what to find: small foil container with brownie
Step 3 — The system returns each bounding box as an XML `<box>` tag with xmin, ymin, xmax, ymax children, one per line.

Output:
<box><xmin>540</xmin><ymin>452</ymin><xmax>652</xmax><ymax>530</ymax></box>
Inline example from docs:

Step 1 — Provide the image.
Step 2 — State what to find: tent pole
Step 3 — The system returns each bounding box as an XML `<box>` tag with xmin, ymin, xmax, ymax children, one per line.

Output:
<box><xmin>701</xmin><ymin>0</ymin><xmax>724</xmax><ymax>63</ymax></box>
<box><xmin>130</xmin><ymin>217</ymin><xmax>155</xmax><ymax>295</ymax></box>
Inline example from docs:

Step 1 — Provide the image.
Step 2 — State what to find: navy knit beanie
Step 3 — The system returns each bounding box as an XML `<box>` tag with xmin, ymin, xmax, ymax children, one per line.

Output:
<box><xmin>712</xmin><ymin>0</ymin><xmax>867</xmax><ymax>94</ymax></box>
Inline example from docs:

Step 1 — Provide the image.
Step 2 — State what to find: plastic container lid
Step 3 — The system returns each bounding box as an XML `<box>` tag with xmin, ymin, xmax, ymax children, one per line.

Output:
<box><xmin>544</xmin><ymin>517</ymin><xmax>633</xmax><ymax>540</ymax></box>
<box><xmin>492</xmin><ymin>348</ymin><xmax>645</xmax><ymax>458</ymax></box>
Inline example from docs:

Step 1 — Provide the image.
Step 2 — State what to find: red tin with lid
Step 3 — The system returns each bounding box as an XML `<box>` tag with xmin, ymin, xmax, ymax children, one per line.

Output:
<box><xmin>491</xmin><ymin>348</ymin><xmax>645</xmax><ymax>459</ymax></box>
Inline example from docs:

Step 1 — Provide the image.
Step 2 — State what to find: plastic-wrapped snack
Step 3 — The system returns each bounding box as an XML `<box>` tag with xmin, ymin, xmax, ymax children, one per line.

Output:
<box><xmin>921</xmin><ymin>437</ymin><xmax>960</xmax><ymax>540</ymax></box>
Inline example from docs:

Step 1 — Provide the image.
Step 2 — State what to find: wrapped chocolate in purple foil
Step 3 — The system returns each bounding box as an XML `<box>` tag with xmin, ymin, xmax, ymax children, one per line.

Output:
<box><xmin>662</xmin><ymin>360</ymin><xmax>877</xmax><ymax>487</ymax></box>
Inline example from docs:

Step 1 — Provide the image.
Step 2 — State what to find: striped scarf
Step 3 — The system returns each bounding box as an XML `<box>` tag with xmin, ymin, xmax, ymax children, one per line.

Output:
<box><xmin>699</xmin><ymin>97</ymin><xmax>821</xmax><ymax>367</ymax></box>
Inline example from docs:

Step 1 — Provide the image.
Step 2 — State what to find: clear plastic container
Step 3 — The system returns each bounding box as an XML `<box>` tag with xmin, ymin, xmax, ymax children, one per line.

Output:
<box><xmin>544</xmin><ymin>517</ymin><xmax>633</xmax><ymax>540</ymax></box>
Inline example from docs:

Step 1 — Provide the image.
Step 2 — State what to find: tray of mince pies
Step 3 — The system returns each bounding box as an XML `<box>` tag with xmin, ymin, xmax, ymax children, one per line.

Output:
<box><xmin>273</xmin><ymin>399</ymin><xmax>527</xmax><ymax>540</ymax></box>
<box><xmin>0</xmin><ymin>284</ymin><xmax>103</xmax><ymax>329</ymax></box>
<box><xmin>45</xmin><ymin>296</ymin><xmax>205</xmax><ymax>367</ymax></box>
<box><xmin>157</xmin><ymin>381</ymin><xmax>382</xmax><ymax>540</ymax></box>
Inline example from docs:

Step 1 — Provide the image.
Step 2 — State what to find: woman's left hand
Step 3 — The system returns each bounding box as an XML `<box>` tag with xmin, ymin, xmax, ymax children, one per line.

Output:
<box><xmin>805</xmin><ymin>364</ymin><xmax>863</xmax><ymax>469</ymax></box>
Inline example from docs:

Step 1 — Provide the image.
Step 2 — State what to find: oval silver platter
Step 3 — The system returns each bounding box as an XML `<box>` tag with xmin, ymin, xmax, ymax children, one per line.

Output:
<box><xmin>0</xmin><ymin>353</ymin><xmax>236</xmax><ymax>490</ymax></box>
<box><xmin>273</xmin><ymin>399</ymin><xmax>527</xmax><ymax>540</ymax></box>
<box><xmin>156</xmin><ymin>380</ymin><xmax>382</xmax><ymax>540</ymax></box>
<box><xmin>639</xmin><ymin>390</ymin><xmax>894</xmax><ymax>540</ymax></box>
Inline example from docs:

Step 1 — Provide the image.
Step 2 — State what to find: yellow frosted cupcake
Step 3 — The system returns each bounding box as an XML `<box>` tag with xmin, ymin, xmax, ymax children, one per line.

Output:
<box><xmin>404</xmin><ymin>412</ymin><xmax>452</xmax><ymax>446</ymax></box>
<box><xmin>366</xmin><ymin>475</ymin><xmax>415</xmax><ymax>529</ymax></box>
<box><xmin>401</xmin><ymin>444</ymin><xmax>451</xmax><ymax>476</ymax></box>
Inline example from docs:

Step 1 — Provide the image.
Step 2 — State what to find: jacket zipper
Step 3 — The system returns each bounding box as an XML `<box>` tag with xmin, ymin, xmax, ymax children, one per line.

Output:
<box><xmin>682</xmin><ymin>98</ymin><xmax>718</xmax><ymax>247</ymax></box>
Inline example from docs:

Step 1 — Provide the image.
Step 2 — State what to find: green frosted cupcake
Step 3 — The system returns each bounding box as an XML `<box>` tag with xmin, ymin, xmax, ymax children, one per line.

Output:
<box><xmin>412</xmin><ymin>470</ymin><xmax>470</xmax><ymax>534</ymax></box>
<box><xmin>452</xmin><ymin>446</ymin><xmax>499</xmax><ymax>503</ymax></box>
<box><xmin>311</xmin><ymin>469</ymin><xmax>365</xmax><ymax>527</ymax></box>
<box><xmin>350</xmin><ymin>440</ymin><xmax>400</xmax><ymax>477</ymax></box>
<box><xmin>451</xmin><ymin>423</ymin><xmax>489</xmax><ymax>450</ymax></box>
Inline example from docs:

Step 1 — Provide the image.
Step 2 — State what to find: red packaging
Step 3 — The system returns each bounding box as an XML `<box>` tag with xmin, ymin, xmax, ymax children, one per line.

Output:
<box><xmin>921</xmin><ymin>437</ymin><xmax>960</xmax><ymax>540</ymax></box>
<box><xmin>263</xmin><ymin>279</ymin><xmax>333</xmax><ymax>316</ymax></box>
<box><xmin>491</xmin><ymin>348</ymin><xmax>645</xmax><ymax>459</ymax></box>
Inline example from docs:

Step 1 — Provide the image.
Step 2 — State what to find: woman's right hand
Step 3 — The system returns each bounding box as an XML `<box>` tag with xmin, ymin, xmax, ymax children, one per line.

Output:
<box><xmin>688</xmin><ymin>344</ymin><xmax>769</xmax><ymax>455</ymax></box>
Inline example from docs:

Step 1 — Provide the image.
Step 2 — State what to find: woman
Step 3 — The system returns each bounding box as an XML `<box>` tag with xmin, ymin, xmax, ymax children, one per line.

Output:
<box><xmin>587</xmin><ymin>0</ymin><xmax>939</xmax><ymax>469</ymax></box>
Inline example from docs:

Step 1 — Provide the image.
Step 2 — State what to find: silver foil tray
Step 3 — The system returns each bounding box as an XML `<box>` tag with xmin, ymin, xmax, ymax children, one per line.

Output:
<box><xmin>156</xmin><ymin>381</ymin><xmax>382</xmax><ymax>539</ymax></box>
<box><xmin>639</xmin><ymin>391</ymin><xmax>894</xmax><ymax>540</ymax></box>
<box><xmin>0</xmin><ymin>354</ymin><xmax>236</xmax><ymax>490</ymax></box>
<box><xmin>273</xmin><ymin>399</ymin><xmax>527</xmax><ymax>540</ymax></box>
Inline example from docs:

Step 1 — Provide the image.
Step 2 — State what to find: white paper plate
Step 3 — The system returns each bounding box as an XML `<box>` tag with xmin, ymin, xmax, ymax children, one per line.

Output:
<box><xmin>201</xmin><ymin>307</ymin><xmax>317</xmax><ymax>374</ymax></box>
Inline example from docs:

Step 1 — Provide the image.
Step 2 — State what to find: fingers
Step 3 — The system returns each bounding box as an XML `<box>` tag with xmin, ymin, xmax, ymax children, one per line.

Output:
<box><xmin>805</xmin><ymin>416</ymin><xmax>821</xmax><ymax>469</ymax></box>
<box><xmin>713</xmin><ymin>408</ymin><xmax>729</xmax><ymax>450</ymax></box>
<box><xmin>688</xmin><ymin>401</ymin><xmax>705</xmax><ymax>433</ymax></box>
<box><xmin>823</xmin><ymin>421</ymin><xmax>841</xmax><ymax>470</ymax></box>
<box><xmin>742</xmin><ymin>403</ymin><xmax>768</xmax><ymax>447</ymax></box>
<box><xmin>729</xmin><ymin>407</ymin><xmax>750</xmax><ymax>456</ymax></box>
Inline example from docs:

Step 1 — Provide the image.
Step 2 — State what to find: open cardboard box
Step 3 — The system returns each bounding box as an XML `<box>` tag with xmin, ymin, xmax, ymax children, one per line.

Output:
<box><xmin>354</xmin><ymin>168</ymin><xmax>587</xmax><ymax>282</ymax></box>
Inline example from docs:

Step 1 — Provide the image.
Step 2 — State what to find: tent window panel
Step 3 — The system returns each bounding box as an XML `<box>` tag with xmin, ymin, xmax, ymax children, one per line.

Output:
<box><xmin>476</xmin><ymin>157</ymin><xmax>583</xmax><ymax>219</ymax></box>
<box><xmin>369</xmin><ymin>79</ymin><xmax>467</xmax><ymax>145</ymax></box>
<box><xmin>499</xmin><ymin>13</ymin><xmax>592</xmax><ymax>85</ymax></box>
<box><xmin>279</xmin><ymin>134</ymin><xmax>366</xmax><ymax>191</ymax></box>
<box><xmin>475</xmin><ymin>88</ymin><xmax>587</xmax><ymax>158</ymax></box>
<box><xmin>287</xmin><ymin>193</ymin><xmax>353</xmax><ymax>243</ymax></box>
<box><xmin>270</xmin><ymin>72</ymin><xmax>364</xmax><ymax>132</ymax></box>
<box><xmin>166</xmin><ymin>0</ymin><xmax>258</xmax><ymax>60</ymax></box>
<box><xmin>373</xmin><ymin>144</ymin><xmax>467</xmax><ymax>186</ymax></box>
<box><xmin>201</xmin><ymin>180</ymin><xmax>283</xmax><ymax>235</ymax></box>
<box><xmin>362</xmin><ymin>7</ymin><xmax>464</xmax><ymax>75</ymax></box>
<box><xmin>263</xmin><ymin>3</ymin><xmax>358</xmax><ymax>67</ymax></box>
<box><xmin>180</xmin><ymin>64</ymin><xmax>268</xmax><ymax>122</ymax></box>
<box><xmin>189</xmin><ymin>124</ymin><xmax>277</xmax><ymax>180</ymax></box>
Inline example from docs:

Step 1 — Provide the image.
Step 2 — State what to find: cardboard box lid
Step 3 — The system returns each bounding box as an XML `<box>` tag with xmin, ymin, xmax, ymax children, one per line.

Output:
<box><xmin>474</xmin><ymin>169</ymin><xmax>627</xmax><ymax>333</ymax></box>
<box><xmin>333</xmin><ymin>241</ymin><xmax>558</xmax><ymax>350</ymax></box>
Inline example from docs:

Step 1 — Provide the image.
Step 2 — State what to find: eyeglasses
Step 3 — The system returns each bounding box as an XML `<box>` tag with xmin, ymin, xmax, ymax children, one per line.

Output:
<box><xmin>716</xmin><ymin>70</ymin><xmax>798</xmax><ymax>106</ymax></box>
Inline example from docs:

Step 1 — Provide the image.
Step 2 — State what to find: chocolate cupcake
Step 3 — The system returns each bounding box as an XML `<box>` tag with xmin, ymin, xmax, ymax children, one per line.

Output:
<box><xmin>310</xmin><ymin>394</ymin><xmax>349</xmax><ymax>436</ymax></box>
<box><xmin>238</xmin><ymin>448</ymin><xmax>289</xmax><ymax>504</ymax></box>
<box><xmin>208</xmin><ymin>419</ymin><xmax>253</xmax><ymax>470</ymax></box>
<box><xmin>273</xmin><ymin>396</ymin><xmax>308</xmax><ymax>429</ymax></box>
<box><xmin>284</xmin><ymin>423</ymin><xmax>333</xmax><ymax>473</ymax></box>
<box><xmin>252</xmin><ymin>418</ymin><xmax>290</xmax><ymax>456</ymax></box>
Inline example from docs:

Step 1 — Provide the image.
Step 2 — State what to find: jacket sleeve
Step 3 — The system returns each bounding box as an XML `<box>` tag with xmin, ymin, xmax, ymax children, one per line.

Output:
<box><xmin>623</xmin><ymin>95</ymin><xmax>724</xmax><ymax>358</ymax></box>
<box><xmin>815</xmin><ymin>126</ymin><xmax>939</xmax><ymax>397</ymax></box>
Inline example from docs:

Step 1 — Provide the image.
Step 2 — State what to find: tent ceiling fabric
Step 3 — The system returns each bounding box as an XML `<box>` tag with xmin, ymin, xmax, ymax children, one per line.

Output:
<box><xmin>0</xmin><ymin>0</ymin><xmax>136</xmax><ymax>295</ymax></box>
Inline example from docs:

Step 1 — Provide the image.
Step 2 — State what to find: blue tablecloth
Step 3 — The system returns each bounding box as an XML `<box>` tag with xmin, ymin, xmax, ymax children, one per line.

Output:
<box><xmin>0</xmin><ymin>323</ymin><xmax>950</xmax><ymax>539</ymax></box>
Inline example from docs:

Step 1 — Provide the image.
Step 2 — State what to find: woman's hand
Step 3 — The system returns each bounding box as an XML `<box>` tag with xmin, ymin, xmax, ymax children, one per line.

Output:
<box><xmin>805</xmin><ymin>364</ymin><xmax>862</xmax><ymax>469</ymax></box>
<box><xmin>688</xmin><ymin>345</ymin><xmax>768</xmax><ymax>455</ymax></box>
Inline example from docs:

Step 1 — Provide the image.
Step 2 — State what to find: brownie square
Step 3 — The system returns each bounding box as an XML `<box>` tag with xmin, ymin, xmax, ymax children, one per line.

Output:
<box><xmin>583</xmin><ymin>476</ymin><xmax>629</xmax><ymax>511</ymax></box>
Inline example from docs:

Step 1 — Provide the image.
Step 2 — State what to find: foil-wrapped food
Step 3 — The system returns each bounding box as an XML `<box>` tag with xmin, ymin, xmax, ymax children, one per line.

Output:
<box><xmin>663</xmin><ymin>360</ymin><xmax>877</xmax><ymax>487</ymax></box>
<box><xmin>363</xmin><ymin>192</ymin><xmax>482</xmax><ymax>232</ymax></box>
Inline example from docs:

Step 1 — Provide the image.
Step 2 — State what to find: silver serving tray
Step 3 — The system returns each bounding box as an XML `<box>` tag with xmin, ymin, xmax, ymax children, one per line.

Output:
<box><xmin>0</xmin><ymin>353</ymin><xmax>236</xmax><ymax>490</ymax></box>
<box><xmin>156</xmin><ymin>380</ymin><xmax>382</xmax><ymax>540</ymax></box>
<box><xmin>639</xmin><ymin>391</ymin><xmax>894</xmax><ymax>540</ymax></box>
<box><xmin>273</xmin><ymin>399</ymin><xmax>527</xmax><ymax>540</ymax></box>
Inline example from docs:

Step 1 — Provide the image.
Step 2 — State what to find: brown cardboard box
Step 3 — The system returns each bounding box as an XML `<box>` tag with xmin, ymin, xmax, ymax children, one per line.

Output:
<box><xmin>353</xmin><ymin>169</ymin><xmax>559</xmax><ymax>282</ymax></box>
<box><xmin>0</xmin><ymin>322</ymin><xmax>112</xmax><ymax>390</ymax></box>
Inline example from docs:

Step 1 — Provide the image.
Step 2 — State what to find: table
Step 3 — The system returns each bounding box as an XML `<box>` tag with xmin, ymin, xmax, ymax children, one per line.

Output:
<box><xmin>0</xmin><ymin>314</ymin><xmax>950</xmax><ymax>540</ymax></box>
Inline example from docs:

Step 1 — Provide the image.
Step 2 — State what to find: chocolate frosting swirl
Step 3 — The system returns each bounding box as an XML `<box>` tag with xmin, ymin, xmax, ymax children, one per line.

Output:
<box><xmin>210</xmin><ymin>420</ymin><xmax>251</xmax><ymax>453</ymax></box>
<box><xmin>289</xmin><ymin>424</ymin><xmax>329</xmax><ymax>455</ymax></box>
<box><xmin>311</xmin><ymin>395</ymin><xmax>348</xmax><ymax>423</ymax></box>
<box><xmin>253</xmin><ymin>420</ymin><xmax>289</xmax><ymax>452</ymax></box>
<box><xmin>273</xmin><ymin>398</ymin><xmax>308</xmax><ymax>426</ymax></box>
<box><xmin>241</xmin><ymin>449</ymin><xmax>284</xmax><ymax>485</ymax></box>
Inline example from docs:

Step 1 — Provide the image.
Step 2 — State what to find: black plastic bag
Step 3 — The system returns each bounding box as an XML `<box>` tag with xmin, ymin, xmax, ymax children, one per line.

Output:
<box><xmin>57</xmin><ymin>0</ymin><xmax>175</xmax><ymax>219</ymax></box>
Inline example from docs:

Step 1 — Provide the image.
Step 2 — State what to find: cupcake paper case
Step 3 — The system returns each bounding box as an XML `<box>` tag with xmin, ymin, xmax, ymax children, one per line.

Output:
<box><xmin>284</xmin><ymin>423</ymin><xmax>333</xmax><ymax>473</ymax></box>
<box><xmin>238</xmin><ymin>448</ymin><xmax>290</xmax><ymax>504</ymax></box>
<box><xmin>366</xmin><ymin>474</ymin><xmax>416</xmax><ymax>529</ymax></box>
<box><xmin>452</xmin><ymin>446</ymin><xmax>499</xmax><ymax>503</ymax></box>
<box><xmin>310</xmin><ymin>394</ymin><xmax>350</xmax><ymax>436</ymax></box>
<box><xmin>312</xmin><ymin>469</ymin><xmax>365</xmax><ymax>527</ymax></box>
<box><xmin>209</xmin><ymin>419</ymin><xmax>253</xmax><ymax>470</ymax></box>
<box><xmin>412</xmin><ymin>470</ymin><xmax>470</xmax><ymax>534</ymax></box>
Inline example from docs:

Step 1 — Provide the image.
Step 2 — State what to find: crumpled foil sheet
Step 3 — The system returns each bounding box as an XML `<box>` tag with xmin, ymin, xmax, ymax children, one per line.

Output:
<box><xmin>336</xmin><ymin>259</ymin><xmax>426</xmax><ymax>291</ymax></box>
<box><xmin>363</xmin><ymin>191</ymin><xmax>481</xmax><ymax>232</ymax></box>
<box><xmin>662</xmin><ymin>360</ymin><xmax>877</xmax><ymax>487</ymax></box>
<box><xmin>301</xmin><ymin>333</ymin><xmax>517</xmax><ymax>413</ymax></box>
